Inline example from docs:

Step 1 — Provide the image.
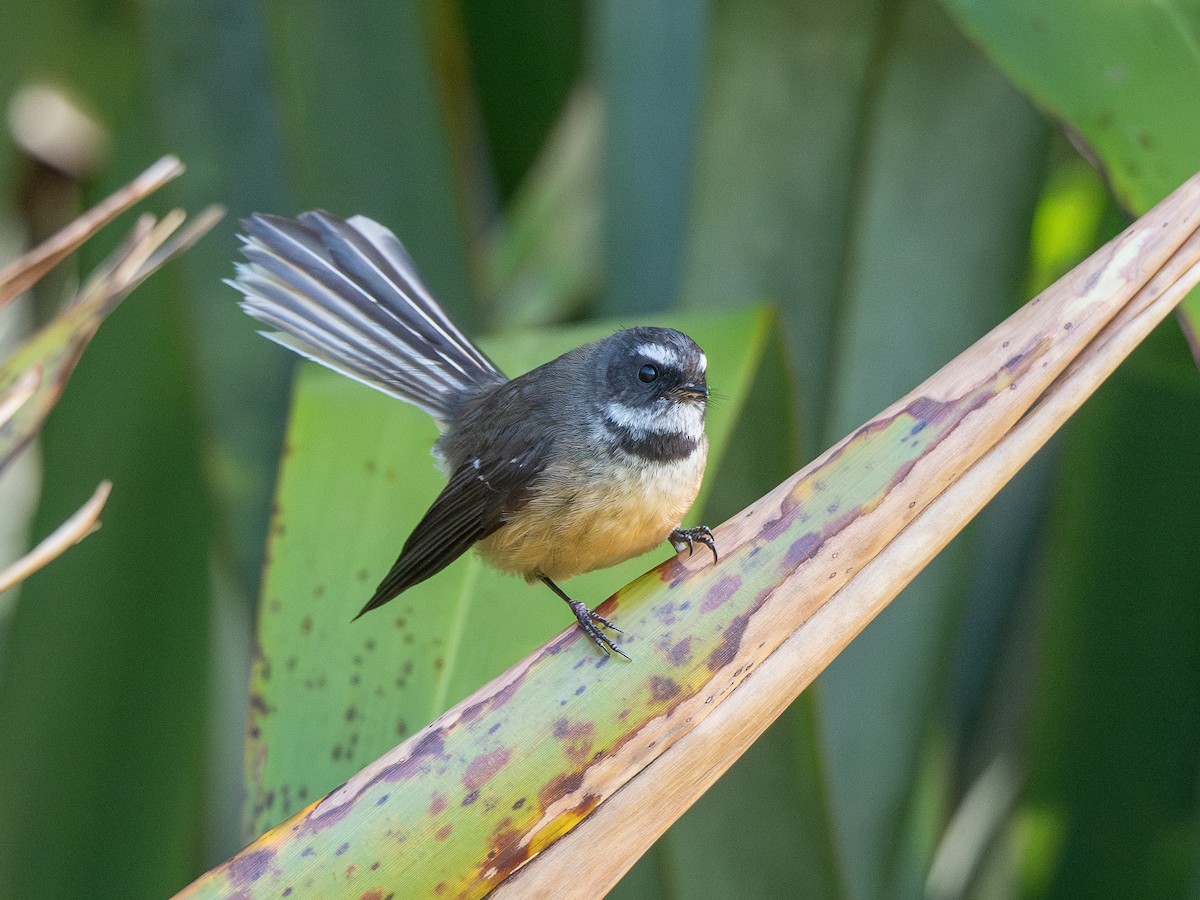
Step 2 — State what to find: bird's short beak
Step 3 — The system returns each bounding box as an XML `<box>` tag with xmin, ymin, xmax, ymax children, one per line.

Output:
<box><xmin>671</xmin><ymin>383</ymin><xmax>709</xmax><ymax>401</ymax></box>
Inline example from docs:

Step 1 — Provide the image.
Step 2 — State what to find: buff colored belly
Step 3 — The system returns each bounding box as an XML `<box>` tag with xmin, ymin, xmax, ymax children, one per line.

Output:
<box><xmin>476</xmin><ymin>440</ymin><xmax>707</xmax><ymax>581</ymax></box>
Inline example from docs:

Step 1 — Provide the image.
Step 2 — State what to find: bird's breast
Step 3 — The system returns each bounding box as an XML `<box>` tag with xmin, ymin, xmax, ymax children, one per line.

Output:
<box><xmin>476</xmin><ymin>435</ymin><xmax>708</xmax><ymax>581</ymax></box>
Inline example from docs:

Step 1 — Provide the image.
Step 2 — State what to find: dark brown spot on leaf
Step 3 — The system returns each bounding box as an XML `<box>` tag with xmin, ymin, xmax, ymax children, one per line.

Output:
<box><xmin>538</xmin><ymin>770</ymin><xmax>585</xmax><ymax>809</ymax></box>
<box><xmin>649</xmin><ymin>676</ymin><xmax>681</xmax><ymax>703</ymax></box>
<box><xmin>485</xmin><ymin>826</ymin><xmax>530</xmax><ymax>882</ymax></box>
<box><xmin>463</xmin><ymin>747</ymin><xmax>512</xmax><ymax>792</ymax></box>
<box><xmin>708</xmin><ymin>613</ymin><xmax>749</xmax><ymax>671</ymax></box>
<box><xmin>227</xmin><ymin>848</ymin><xmax>275</xmax><ymax>885</ymax></box>
<box><xmin>699</xmin><ymin>574</ymin><xmax>741</xmax><ymax>613</ymax></box>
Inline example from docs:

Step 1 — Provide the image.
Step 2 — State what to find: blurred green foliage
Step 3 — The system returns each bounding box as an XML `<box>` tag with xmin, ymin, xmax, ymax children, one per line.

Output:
<box><xmin>0</xmin><ymin>0</ymin><xmax>1197</xmax><ymax>898</ymax></box>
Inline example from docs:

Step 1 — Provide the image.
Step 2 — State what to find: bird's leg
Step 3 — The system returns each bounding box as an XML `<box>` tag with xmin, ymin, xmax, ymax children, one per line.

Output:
<box><xmin>538</xmin><ymin>575</ymin><xmax>630</xmax><ymax>660</ymax></box>
<box><xmin>669</xmin><ymin>525</ymin><xmax>718</xmax><ymax>563</ymax></box>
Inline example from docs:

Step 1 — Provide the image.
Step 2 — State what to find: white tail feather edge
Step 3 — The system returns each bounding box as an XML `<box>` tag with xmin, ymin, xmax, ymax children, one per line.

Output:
<box><xmin>229</xmin><ymin>212</ymin><xmax>506</xmax><ymax>424</ymax></box>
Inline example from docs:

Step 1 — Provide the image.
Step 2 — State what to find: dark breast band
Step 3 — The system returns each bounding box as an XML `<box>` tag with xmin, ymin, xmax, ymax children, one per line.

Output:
<box><xmin>602</xmin><ymin>418</ymin><xmax>699</xmax><ymax>462</ymax></box>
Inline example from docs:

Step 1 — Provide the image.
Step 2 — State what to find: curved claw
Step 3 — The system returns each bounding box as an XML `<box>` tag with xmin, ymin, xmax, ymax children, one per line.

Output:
<box><xmin>587</xmin><ymin>610</ymin><xmax>623</xmax><ymax>634</ymax></box>
<box><xmin>539</xmin><ymin>574</ymin><xmax>631</xmax><ymax>660</ymax></box>
<box><xmin>670</xmin><ymin>525</ymin><xmax>718</xmax><ymax>564</ymax></box>
<box><xmin>671</xmin><ymin>530</ymin><xmax>695</xmax><ymax>556</ymax></box>
<box><xmin>573</xmin><ymin>603</ymin><xmax>630</xmax><ymax>660</ymax></box>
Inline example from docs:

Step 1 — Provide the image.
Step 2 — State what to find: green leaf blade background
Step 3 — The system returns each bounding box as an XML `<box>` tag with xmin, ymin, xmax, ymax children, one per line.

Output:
<box><xmin>1026</xmin><ymin>324</ymin><xmax>1200</xmax><ymax>900</ymax></box>
<box><xmin>812</xmin><ymin>3</ymin><xmax>1048</xmax><ymax>896</ymax></box>
<box><xmin>262</xmin><ymin>0</ymin><xmax>477</xmax><ymax>325</ymax></box>
<box><xmin>597</xmin><ymin>0</ymin><xmax>711</xmax><ymax>315</ymax></box>
<box><xmin>0</xmin><ymin>257</ymin><xmax>213</xmax><ymax>900</ymax></box>
<box><xmin>941</xmin><ymin>0</ymin><xmax>1200</xmax><ymax>215</ymax></box>
<box><xmin>3</xmin><ymin>0</ymin><xmax>1200</xmax><ymax>895</ymax></box>
<box><xmin>461</xmin><ymin>0</ymin><xmax>584</xmax><ymax>205</ymax></box>
<box><xmin>940</xmin><ymin>0</ymin><xmax>1200</xmax><ymax>350</ymax></box>
<box><xmin>0</xmin><ymin>10</ymin><xmax>217</xmax><ymax>893</ymax></box>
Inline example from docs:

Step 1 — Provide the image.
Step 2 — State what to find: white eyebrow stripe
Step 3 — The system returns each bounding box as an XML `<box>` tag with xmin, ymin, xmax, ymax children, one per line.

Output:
<box><xmin>632</xmin><ymin>343</ymin><xmax>680</xmax><ymax>368</ymax></box>
<box><xmin>698</xmin><ymin>351</ymin><xmax>707</xmax><ymax>373</ymax></box>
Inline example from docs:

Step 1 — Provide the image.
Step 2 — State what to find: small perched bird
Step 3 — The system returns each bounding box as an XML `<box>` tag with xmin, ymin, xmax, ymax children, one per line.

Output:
<box><xmin>229</xmin><ymin>211</ymin><xmax>716</xmax><ymax>657</ymax></box>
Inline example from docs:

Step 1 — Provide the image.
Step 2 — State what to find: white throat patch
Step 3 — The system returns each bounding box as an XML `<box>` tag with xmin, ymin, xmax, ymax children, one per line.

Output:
<box><xmin>602</xmin><ymin>397</ymin><xmax>705</xmax><ymax>439</ymax></box>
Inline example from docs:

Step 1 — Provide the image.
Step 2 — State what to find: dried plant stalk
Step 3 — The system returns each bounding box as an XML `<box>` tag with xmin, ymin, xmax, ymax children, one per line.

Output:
<box><xmin>0</xmin><ymin>481</ymin><xmax>111</xmax><ymax>594</ymax></box>
<box><xmin>0</xmin><ymin>155</ymin><xmax>184</xmax><ymax>309</ymax></box>
<box><xmin>0</xmin><ymin>157</ymin><xmax>220</xmax><ymax>590</ymax></box>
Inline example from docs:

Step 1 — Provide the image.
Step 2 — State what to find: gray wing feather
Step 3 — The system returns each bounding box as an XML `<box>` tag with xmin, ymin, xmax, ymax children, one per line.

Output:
<box><xmin>355</xmin><ymin>437</ymin><xmax>549</xmax><ymax>616</ymax></box>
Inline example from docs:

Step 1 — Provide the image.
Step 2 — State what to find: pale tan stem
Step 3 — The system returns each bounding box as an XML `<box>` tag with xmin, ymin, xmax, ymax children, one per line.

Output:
<box><xmin>0</xmin><ymin>481</ymin><xmax>112</xmax><ymax>594</ymax></box>
<box><xmin>0</xmin><ymin>156</ymin><xmax>184</xmax><ymax>309</ymax></box>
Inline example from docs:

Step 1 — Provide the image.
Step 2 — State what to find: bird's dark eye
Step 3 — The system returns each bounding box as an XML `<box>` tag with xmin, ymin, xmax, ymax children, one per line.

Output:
<box><xmin>638</xmin><ymin>363</ymin><xmax>659</xmax><ymax>383</ymax></box>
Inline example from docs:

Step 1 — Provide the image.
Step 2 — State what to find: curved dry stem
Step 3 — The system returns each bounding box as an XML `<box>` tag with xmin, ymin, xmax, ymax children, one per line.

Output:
<box><xmin>0</xmin><ymin>156</ymin><xmax>184</xmax><ymax>309</ymax></box>
<box><xmin>0</xmin><ymin>481</ymin><xmax>111</xmax><ymax>594</ymax></box>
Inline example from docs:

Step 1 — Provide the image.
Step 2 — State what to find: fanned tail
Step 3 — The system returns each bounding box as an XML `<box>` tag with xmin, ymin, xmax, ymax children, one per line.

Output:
<box><xmin>228</xmin><ymin>211</ymin><xmax>505</xmax><ymax>423</ymax></box>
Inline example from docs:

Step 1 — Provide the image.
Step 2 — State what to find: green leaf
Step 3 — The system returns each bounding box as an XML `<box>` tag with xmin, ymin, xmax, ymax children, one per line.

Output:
<box><xmin>136</xmin><ymin>2</ymin><xmax>296</xmax><ymax>865</ymax></box>
<box><xmin>939</xmin><ymin>0</ymin><xmax>1200</xmax><ymax>355</ymax></box>
<box><xmin>141</xmin><ymin>0</ymin><xmax>293</xmax><ymax>589</ymax></box>
<box><xmin>0</xmin><ymin>189</ymin><xmax>214</xmax><ymax>899</ymax></box>
<box><xmin>262</xmin><ymin>0</ymin><xmax>478</xmax><ymax>324</ymax></box>
<box><xmin>595</xmin><ymin>0</ymin><xmax>711</xmax><ymax>315</ymax></box>
<box><xmin>461</xmin><ymin>0</ymin><xmax>583</xmax><ymax>205</ymax></box>
<box><xmin>243</xmin><ymin>304</ymin><xmax>783</xmax><ymax>838</ymax></box>
<box><xmin>940</xmin><ymin>0</ymin><xmax>1200</xmax><ymax>215</ymax></box>
<box><xmin>488</xmin><ymin>87</ymin><xmax>603</xmax><ymax>329</ymax></box>
<box><xmin>1025</xmin><ymin>324</ymin><xmax>1200</xmax><ymax>900</ymax></box>
<box><xmin>813</xmin><ymin>3</ymin><xmax>1048</xmax><ymax>897</ymax></box>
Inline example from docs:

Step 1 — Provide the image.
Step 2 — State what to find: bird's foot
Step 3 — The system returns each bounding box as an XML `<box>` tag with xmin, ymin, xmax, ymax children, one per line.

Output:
<box><xmin>669</xmin><ymin>525</ymin><xmax>718</xmax><ymax>563</ymax></box>
<box><xmin>566</xmin><ymin>598</ymin><xmax>630</xmax><ymax>660</ymax></box>
<box><xmin>539</xmin><ymin>575</ymin><xmax>630</xmax><ymax>660</ymax></box>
